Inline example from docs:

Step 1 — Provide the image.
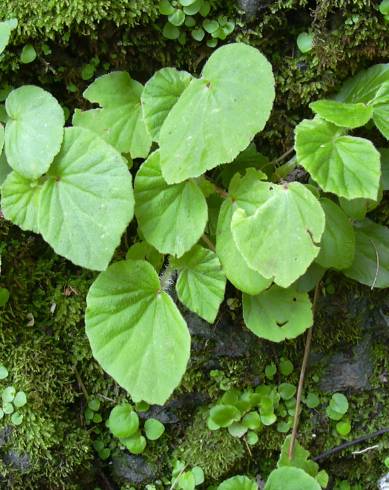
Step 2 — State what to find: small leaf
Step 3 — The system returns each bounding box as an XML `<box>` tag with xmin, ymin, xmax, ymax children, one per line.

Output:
<box><xmin>1</xmin><ymin>172</ymin><xmax>41</xmax><ymax>232</ymax></box>
<box><xmin>295</xmin><ymin>117</ymin><xmax>381</xmax><ymax>200</ymax></box>
<box><xmin>199</xmin><ymin>0</ymin><xmax>210</xmax><ymax>16</ymax></box>
<box><xmin>162</xmin><ymin>22</ymin><xmax>180</xmax><ymax>40</ymax></box>
<box><xmin>247</xmin><ymin>431</ymin><xmax>259</xmax><ymax>445</ymax></box>
<box><xmin>203</xmin><ymin>19</ymin><xmax>219</xmax><ymax>33</ymax></box>
<box><xmin>159</xmin><ymin>43</ymin><xmax>275</xmax><ymax>184</ymax></box>
<box><xmin>329</xmin><ymin>393</ymin><xmax>349</xmax><ymax>414</ymax></box>
<box><xmin>88</xmin><ymin>398</ymin><xmax>101</xmax><ymax>412</ymax></box>
<box><xmin>231</xmin><ymin>182</ymin><xmax>325</xmax><ymax>287</ymax></box>
<box><xmin>108</xmin><ymin>404</ymin><xmax>139</xmax><ymax>438</ymax></box>
<box><xmin>192</xmin><ymin>466</ymin><xmax>205</xmax><ymax>485</ymax></box>
<box><xmin>278</xmin><ymin>435</ymin><xmax>319</xmax><ymax>477</ymax></box>
<box><xmin>0</xmin><ymin>365</ymin><xmax>8</xmax><ymax>379</ymax></box>
<box><xmin>309</xmin><ymin>99</ymin><xmax>373</xmax><ymax>128</ymax></box>
<box><xmin>218</xmin><ymin>475</ymin><xmax>257</xmax><ymax>490</ymax></box>
<box><xmin>38</xmin><ymin>127</ymin><xmax>134</xmax><ymax>271</ymax></box>
<box><xmin>242</xmin><ymin>411</ymin><xmax>262</xmax><ymax>430</ymax></box>
<box><xmin>209</xmin><ymin>404</ymin><xmax>241</xmax><ymax>427</ymax></box>
<box><xmin>5</xmin><ymin>86</ymin><xmax>64</xmax><ymax>179</ymax></box>
<box><xmin>122</xmin><ymin>432</ymin><xmax>147</xmax><ymax>454</ymax></box>
<box><xmin>316</xmin><ymin>198</ymin><xmax>356</xmax><ymax>270</ymax></box>
<box><xmin>344</xmin><ymin>219</ymin><xmax>389</xmax><ymax>288</ymax></box>
<box><xmin>265</xmin><ymin>467</ymin><xmax>321</xmax><ymax>490</ymax></box>
<box><xmin>297</xmin><ymin>32</ymin><xmax>314</xmax><ymax>53</ymax></box>
<box><xmin>20</xmin><ymin>44</ymin><xmax>36</xmax><ymax>63</ymax></box>
<box><xmin>142</xmin><ymin>68</ymin><xmax>192</xmax><ymax>142</ymax></box>
<box><xmin>134</xmin><ymin>151</ymin><xmax>207</xmax><ymax>257</ymax></box>
<box><xmin>2</xmin><ymin>386</ymin><xmax>15</xmax><ymax>403</ymax></box>
<box><xmin>13</xmin><ymin>391</ymin><xmax>27</xmax><ymax>408</ymax></box>
<box><xmin>228</xmin><ymin>422</ymin><xmax>248</xmax><ymax>438</ymax></box>
<box><xmin>326</xmin><ymin>406</ymin><xmax>344</xmax><ymax>421</ymax></box>
<box><xmin>144</xmin><ymin>418</ymin><xmax>165</xmax><ymax>440</ymax></box>
<box><xmin>172</xmin><ymin>245</ymin><xmax>226</xmax><ymax>323</ymax></box>
<box><xmin>168</xmin><ymin>9</ymin><xmax>186</xmax><ymax>26</ymax></box>
<box><xmin>11</xmin><ymin>412</ymin><xmax>23</xmax><ymax>425</ymax></box>
<box><xmin>0</xmin><ymin>288</ymin><xmax>10</xmax><ymax>307</ymax></box>
<box><xmin>279</xmin><ymin>358</ymin><xmax>294</xmax><ymax>376</ymax></box>
<box><xmin>73</xmin><ymin>71</ymin><xmax>151</xmax><ymax>158</ymax></box>
<box><xmin>243</xmin><ymin>285</ymin><xmax>313</xmax><ymax>342</ymax></box>
<box><xmin>304</xmin><ymin>392</ymin><xmax>320</xmax><ymax>409</ymax></box>
<box><xmin>183</xmin><ymin>0</ymin><xmax>203</xmax><ymax>15</ymax></box>
<box><xmin>86</xmin><ymin>260</ymin><xmax>191</xmax><ymax>405</ymax></box>
<box><xmin>278</xmin><ymin>383</ymin><xmax>297</xmax><ymax>400</ymax></box>
<box><xmin>336</xmin><ymin>419</ymin><xmax>351</xmax><ymax>436</ymax></box>
<box><xmin>191</xmin><ymin>27</ymin><xmax>205</xmax><ymax>41</ymax></box>
<box><xmin>159</xmin><ymin>0</ymin><xmax>175</xmax><ymax>15</ymax></box>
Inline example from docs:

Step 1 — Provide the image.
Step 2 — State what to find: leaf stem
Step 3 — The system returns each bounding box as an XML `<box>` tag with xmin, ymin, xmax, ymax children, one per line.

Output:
<box><xmin>160</xmin><ymin>262</ymin><xmax>175</xmax><ymax>291</ymax></box>
<box><xmin>201</xmin><ymin>234</ymin><xmax>216</xmax><ymax>252</ymax></box>
<box><xmin>288</xmin><ymin>280</ymin><xmax>321</xmax><ymax>460</ymax></box>
<box><xmin>269</xmin><ymin>147</ymin><xmax>294</xmax><ymax>166</ymax></box>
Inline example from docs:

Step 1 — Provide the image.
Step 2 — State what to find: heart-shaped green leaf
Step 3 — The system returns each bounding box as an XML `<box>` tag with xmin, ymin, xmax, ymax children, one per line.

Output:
<box><xmin>216</xmin><ymin>170</ymin><xmax>272</xmax><ymax>295</ymax></box>
<box><xmin>316</xmin><ymin>198</ymin><xmax>355</xmax><ymax>270</ymax></box>
<box><xmin>371</xmin><ymin>81</ymin><xmax>389</xmax><ymax>139</ymax></box>
<box><xmin>218</xmin><ymin>475</ymin><xmax>258</xmax><ymax>490</ymax></box>
<box><xmin>172</xmin><ymin>244</ymin><xmax>226</xmax><ymax>322</ymax></box>
<box><xmin>1</xmin><ymin>171</ymin><xmax>41</xmax><ymax>232</ymax></box>
<box><xmin>73</xmin><ymin>71</ymin><xmax>152</xmax><ymax>158</ymax></box>
<box><xmin>296</xmin><ymin>32</ymin><xmax>313</xmax><ymax>53</ymax></box>
<box><xmin>295</xmin><ymin>117</ymin><xmax>381</xmax><ymax>200</ymax></box>
<box><xmin>38</xmin><ymin>127</ymin><xmax>134</xmax><ymax>271</ymax></box>
<box><xmin>278</xmin><ymin>435</ymin><xmax>319</xmax><ymax>477</ymax></box>
<box><xmin>141</xmin><ymin>68</ymin><xmax>192</xmax><ymax>142</ymax></box>
<box><xmin>5</xmin><ymin>86</ymin><xmax>64</xmax><ymax>179</ymax></box>
<box><xmin>108</xmin><ymin>404</ymin><xmax>139</xmax><ymax>438</ymax></box>
<box><xmin>134</xmin><ymin>151</ymin><xmax>207</xmax><ymax>257</ymax></box>
<box><xmin>159</xmin><ymin>43</ymin><xmax>275</xmax><ymax>184</ymax></box>
<box><xmin>231</xmin><ymin>182</ymin><xmax>325</xmax><ymax>287</ymax></box>
<box><xmin>85</xmin><ymin>259</ymin><xmax>191</xmax><ymax>405</ymax></box>
<box><xmin>243</xmin><ymin>285</ymin><xmax>313</xmax><ymax>342</ymax></box>
<box><xmin>0</xmin><ymin>123</ymin><xmax>3</xmax><ymax>155</ymax></box>
<box><xmin>264</xmin><ymin>467</ymin><xmax>321</xmax><ymax>490</ymax></box>
<box><xmin>309</xmin><ymin>99</ymin><xmax>373</xmax><ymax>128</ymax></box>
<box><xmin>344</xmin><ymin>219</ymin><xmax>389</xmax><ymax>288</ymax></box>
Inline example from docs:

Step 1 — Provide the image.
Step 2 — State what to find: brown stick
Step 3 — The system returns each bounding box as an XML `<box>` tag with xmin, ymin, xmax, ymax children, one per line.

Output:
<box><xmin>288</xmin><ymin>281</ymin><xmax>321</xmax><ymax>459</ymax></box>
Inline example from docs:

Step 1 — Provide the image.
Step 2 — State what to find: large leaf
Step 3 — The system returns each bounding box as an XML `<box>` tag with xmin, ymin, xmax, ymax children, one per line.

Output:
<box><xmin>0</xmin><ymin>123</ymin><xmax>3</xmax><ymax>155</ymax></box>
<box><xmin>216</xmin><ymin>170</ymin><xmax>272</xmax><ymax>295</ymax></box>
<box><xmin>1</xmin><ymin>171</ymin><xmax>41</xmax><ymax>232</ymax></box>
<box><xmin>0</xmin><ymin>150</ymin><xmax>12</xmax><ymax>187</ymax></box>
<box><xmin>264</xmin><ymin>467</ymin><xmax>321</xmax><ymax>490</ymax></box>
<box><xmin>336</xmin><ymin>64</ymin><xmax>389</xmax><ymax>104</ymax></box>
<box><xmin>73</xmin><ymin>71</ymin><xmax>152</xmax><ymax>158</ymax></box>
<box><xmin>134</xmin><ymin>150</ymin><xmax>207</xmax><ymax>257</ymax></box>
<box><xmin>38</xmin><ymin>127</ymin><xmax>134</xmax><ymax>271</ymax></box>
<box><xmin>159</xmin><ymin>43</ymin><xmax>275</xmax><ymax>184</ymax></box>
<box><xmin>344</xmin><ymin>219</ymin><xmax>389</xmax><ymax>288</ymax></box>
<box><xmin>172</xmin><ymin>245</ymin><xmax>226</xmax><ymax>323</ymax></box>
<box><xmin>231</xmin><ymin>182</ymin><xmax>325</xmax><ymax>287</ymax></box>
<box><xmin>278</xmin><ymin>435</ymin><xmax>319</xmax><ymax>477</ymax></box>
<box><xmin>316</xmin><ymin>198</ymin><xmax>355</xmax><ymax>270</ymax></box>
<box><xmin>309</xmin><ymin>99</ymin><xmax>372</xmax><ymax>128</ymax></box>
<box><xmin>85</xmin><ymin>259</ymin><xmax>191</xmax><ymax>405</ymax></box>
<box><xmin>5</xmin><ymin>86</ymin><xmax>65</xmax><ymax>179</ymax></box>
<box><xmin>218</xmin><ymin>476</ymin><xmax>257</xmax><ymax>490</ymax></box>
<box><xmin>0</xmin><ymin>19</ymin><xmax>17</xmax><ymax>55</ymax></box>
<box><xmin>242</xmin><ymin>285</ymin><xmax>313</xmax><ymax>342</ymax></box>
<box><xmin>141</xmin><ymin>67</ymin><xmax>192</xmax><ymax>142</ymax></box>
<box><xmin>371</xmin><ymin>81</ymin><xmax>389</xmax><ymax>139</ymax></box>
<box><xmin>381</xmin><ymin>148</ymin><xmax>389</xmax><ymax>190</ymax></box>
<box><xmin>295</xmin><ymin>117</ymin><xmax>381</xmax><ymax>200</ymax></box>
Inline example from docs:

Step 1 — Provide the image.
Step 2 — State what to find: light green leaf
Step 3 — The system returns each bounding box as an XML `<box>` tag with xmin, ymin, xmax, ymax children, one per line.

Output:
<box><xmin>85</xmin><ymin>260</ymin><xmax>191</xmax><ymax>405</ymax></box>
<box><xmin>278</xmin><ymin>435</ymin><xmax>319</xmax><ymax>477</ymax></box>
<box><xmin>159</xmin><ymin>0</ymin><xmax>175</xmax><ymax>15</ymax></box>
<box><xmin>242</xmin><ymin>285</ymin><xmax>313</xmax><ymax>342</ymax></box>
<box><xmin>344</xmin><ymin>219</ymin><xmax>389</xmax><ymax>288</ymax></box>
<box><xmin>122</xmin><ymin>432</ymin><xmax>147</xmax><ymax>454</ymax></box>
<box><xmin>295</xmin><ymin>117</ymin><xmax>381</xmax><ymax>200</ymax></box>
<box><xmin>216</xmin><ymin>170</ymin><xmax>272</xmax><ymax>295</ymax></box>
<box><xmin>126</xmin><ymin>241</ymin><xmax>163</xmax><ymax>272</ymax></box>
<box><xmin>134</xmin><ymin>151</ymin><xmax>207</xmax><ymax>257</ymax></box>
<box><xmin>316</xmin><ymin>198</ymin><xmax>355</xmax><ymax>270</ymax></box>
<box><xmin>5</xmin><ymin>86</ymin><xmax>64</xmax><ymax>179</ymax></box>
<box><xmin>168</xmin><ymin>9</ymin><xmax>186</xmax><ymax>26</ymax></box>
<box><xmin>297</xmin><ymin>32</ymin><xmax>313</xmax><ymax>53</ymax></box>
<box><xmin>20</xmin><ymin>44</ymin><xmax>36</xmax><ymax>64</ymax></box>
<box><xmin>38</xmin><ymin>127</ymin><xmax>134</xmax><ymax>271</ymax></box>
<box><xmin>309</xmin><ymin>99</ymin><xmax>373</xmax><ymax>128</ymax></box>
<box><xmin>336</xmin><ymin>63</ymin><xmax>389</xmax><ymax>104</ymax></box>
<box><xmin>209</xmin><ymin>404</ymin><xmax>241</xmax><ymax>427</ymax></box>
<box><xmin>218</xmin><ymin>475</ymin><xmax>257</xmax><ymax>490</ymax></box>
<box><xmin>108</xmin><ymin>404</ymin><xmax>139</xmax><ymax>438</ymax></box>
<box><xmin>329</xmin><ymin>393</ymin><xmax>349</xmax><ymax>414</ymax></box>
<box><xmin>264</xmin><ymin>467</ymin><xmax>321</xmax><ymax>490</ymax></box>
<box><xmin>144</xmin><ymin>418</ymin><xmax>165</xmax><ymax>440</ymax></box>
<box><xmin>231</xmin><ymin>182</ymin><xmax>325</xmax><ymax>287</ymax></box>
<box><xmin>159</xmin><ymin>43</ymin><xmax>275</xmax><ymax>184</ymax></box>
<box><xmin>162</xmin><ymin>22</ymin><xmax>180</xmax><ymax>40</ymax></box>
<box><xmin>0</xmin><ymin>19</ymin><xmax>17</xmax><ymax>55</ymax></box>
<box><xmin>141</xmin><ymin>68</ymin><xmax>192</xmax><ymax>142</ymax></box>
<box><xmin>1</xmin><ymin>171</ymin><xmax>41</xmax><ymax>232</ymax></box>
<box><xmin>172</xmin><ymin>244</ymin><xmax>226</xmax><ymax>323</ymax></box>
<box><xmin>371</xmin><ymin>81</ymin><xmax>389</xmax><ymax>139</ymax></box>
<box><xmin>0</xmin><ymin>150</ymin><xmax>12</xmax><ymax>187</ymax></box>
<box><xmin>73</xmin><ymin>71</ymin><xmax>152</xmax><ymax>158</ymax></box>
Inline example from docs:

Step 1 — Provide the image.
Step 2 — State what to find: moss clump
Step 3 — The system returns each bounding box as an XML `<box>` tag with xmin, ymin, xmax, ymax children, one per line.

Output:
<box><xmin>174</xmin><ymin>409</ymin><xmax>245</xmax><ymax>481</ymax></box>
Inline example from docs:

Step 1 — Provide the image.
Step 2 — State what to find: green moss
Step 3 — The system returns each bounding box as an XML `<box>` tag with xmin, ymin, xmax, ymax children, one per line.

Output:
<box><xmin>174</xmin><ymin>409</ymin><xmax>246</xmax><ymax>481</ymax></box>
